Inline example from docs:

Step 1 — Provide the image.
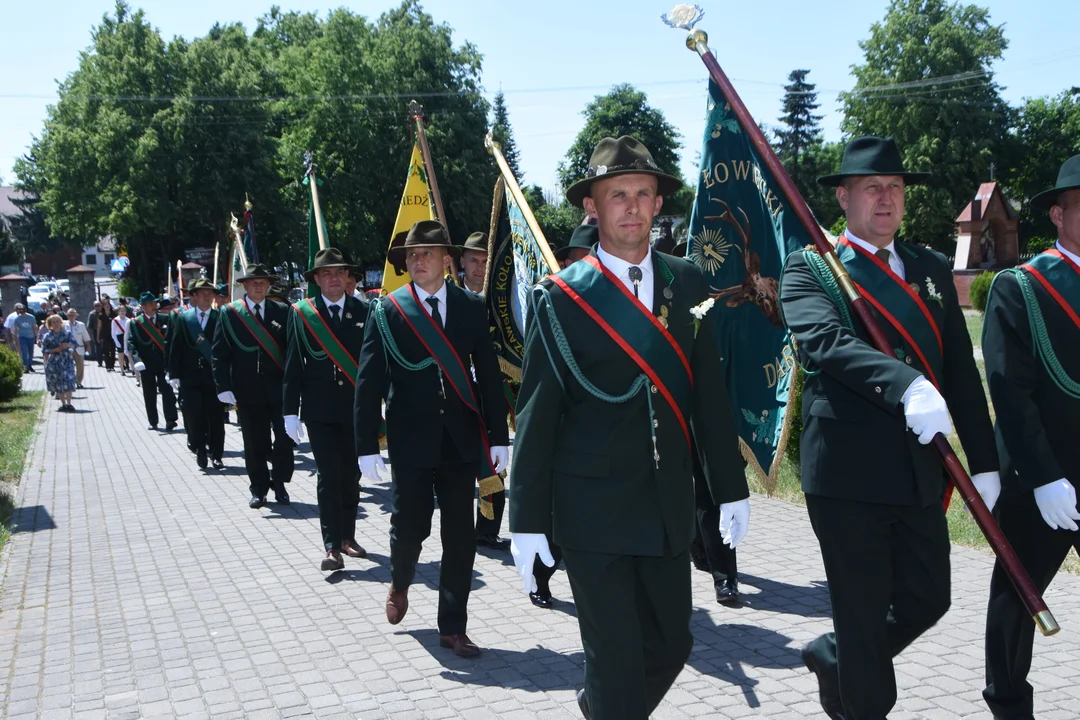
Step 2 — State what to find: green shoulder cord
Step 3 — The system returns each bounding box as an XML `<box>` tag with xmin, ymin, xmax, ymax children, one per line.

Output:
<box><xmin>220</xmin><ymin>308</ymin><xmax>259</xmax><ymax>355</ymax></box>
<box><xmin>995</xmin><ymin>269</ymin><xmax>1080</xmax><ymax>400</ymax></box>
<box><xmin>371</xmin><ymin>298</ymin><xmax>444</xmax><ymax>393</ymax></box>
<box><xmin>288</xmin><ymin>306</ymin><xmax>327</xmax><ymax>361</ymax></box>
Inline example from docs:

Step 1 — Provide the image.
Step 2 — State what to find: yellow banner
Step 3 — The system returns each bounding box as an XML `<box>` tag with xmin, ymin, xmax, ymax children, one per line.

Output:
<box><xmin>381</xmin><ymin>144</ymin><xmax>435</xmax><ymax>295</ymax></box>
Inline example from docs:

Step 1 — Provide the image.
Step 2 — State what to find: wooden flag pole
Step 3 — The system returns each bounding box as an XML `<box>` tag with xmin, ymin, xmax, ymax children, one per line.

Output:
<box><xmin>485</xmin><ymin>133</ymin><xmax>560</xmax><ymax>272</ymax></box>
<box><xmin>409</xmin><ymin>100</ymin><xmax>461</xmax><ymax>285</ymax></box>
<box><xmin>304</xmin><ymin>152</ymin><xmax>329</xmax><ymax>251</ymax></box>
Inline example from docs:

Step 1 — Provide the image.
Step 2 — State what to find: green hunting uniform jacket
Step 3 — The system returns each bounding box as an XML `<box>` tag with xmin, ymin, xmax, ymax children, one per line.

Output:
<box><xmin>779</xmin><ymin>240</ymin><xmax>997</xmax><ymax>507</ymax></box>
<box><xmin>508</xmin><ymin>248</ymin><xmax>748</xmax><ymax>557</ymax></box>
<box><xmin>127</xmin><ymin>312</ymin><xmax>173</xmax><ymax>375</ymax></box>
<box><xmin>983</xmin><ymin>255</ymin><xmax>1080</xmax><ymax>503</ymax></box>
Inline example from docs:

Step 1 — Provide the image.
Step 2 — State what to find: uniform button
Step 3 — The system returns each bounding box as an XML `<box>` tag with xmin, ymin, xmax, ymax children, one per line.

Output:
<box><xmin>905</xmin><ymin>356</ymin><xmax>913</xmax><ymax>365</ymax></box>
<box><xmin>874</xmin><ymin>386</ymin><xmax>882</xmax><ymax>394</ymax></box>
<box><xmin>653</xmin><ymin>420</ymin><xmax>659</xmax><ymax>428</ymax></box>
<box><xmin>337</xmin><ymin>380</ymin><xmax>344</xmax><ymax>386</ymax></box>
<box><xmin>650</xmin><ymin>384</ymin><xmax>658</xmax><ymax>394</ymax></box>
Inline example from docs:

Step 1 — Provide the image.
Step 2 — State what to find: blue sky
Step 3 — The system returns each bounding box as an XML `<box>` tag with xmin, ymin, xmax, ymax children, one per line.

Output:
<box><xmin>1</xmin><ymin>0</ymin><xmax>1077</xmax><ymax>194</ymax></box>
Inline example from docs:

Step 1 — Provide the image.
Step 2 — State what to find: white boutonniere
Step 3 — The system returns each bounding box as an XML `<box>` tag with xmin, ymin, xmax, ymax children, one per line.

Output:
<box><xmin>689</xmin><ymin>297</ymin><xmax>715</xmax><ymax>337</ymax></box>
<box><xmin>271</xmin><ymin>320</ymin><xmax>281</xmax><ymax>329</ymax></box>
<box><xmin>925</xmin><ymin>276</ymin><xmax>943</xmax><ymax>307</ymax></box>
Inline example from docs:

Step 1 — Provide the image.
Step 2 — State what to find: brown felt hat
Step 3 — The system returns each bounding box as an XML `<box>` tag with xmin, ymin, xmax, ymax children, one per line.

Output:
<box><xmin>304</xmin><ymin>248</ymin><xmax>356</xmax><ymax>282</ymax></box>
<box><xmin>387</xmin><ymin>220</ymin><xmax>460</xmax><ymax>264</ymax></box>
<box><xmin>462</xmin><ymin>232</ymin><xmax>489</xmax><ymax>253</ymax></box>
<box><xmin>565</xmin><ymin>136</ymin><xmax>682</xmax><ymax>208</ymax></box>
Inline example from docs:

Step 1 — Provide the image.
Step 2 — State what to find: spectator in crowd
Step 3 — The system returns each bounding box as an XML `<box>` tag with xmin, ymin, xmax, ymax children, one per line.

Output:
<box><xmin>41</xmin><ymin>314</ymin><xmax>77</xmax><ymax>412</ymax></box>
<box><xmin>65</xmin><ymin>309</ymin><xmax>90</xmax><ymax>389</ymax></box>
<box><xmin>4</xmin><ymin>306</ymin><xmax>19</xmax><ymax>352</ymax></box>
<box><xmin>86</xmin><ymin>300</ymin><xmax>101</xmax><ymax>363</ymax></box>
<box><xmin>112</xmin><ymin>306</ymin><xmax>132</xmax><ymax>376</ymax></box>
<box><xmin>96</xmin><ymin>298</ymin><xmax>117</xmax><ymax>372</ymax></box>
<box><xmin>10</xmin><ymin>304</ymin><xmax>37</xmax><ymax>371</ymax></box>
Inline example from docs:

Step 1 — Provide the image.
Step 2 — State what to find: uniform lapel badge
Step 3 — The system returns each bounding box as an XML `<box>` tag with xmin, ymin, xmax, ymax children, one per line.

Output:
<box><xmin>271</xmin><ymin>320</ymin><xmax>281</xmax><ymax>329</ymax></box>
<box><xmin>663</xmin><ymin>286</ymin><xmax>674</xmax><ymax>300</ymax></box>
<box><xmin>908</xmin><ymin>282</ymin><xmax>921</xmax><ymax>295</ymax></box>
<box><xmin>659</xmin><ymin>304</ymin><xmax>670</xmax><ymax>329</ymax></box>
<box><xmin>345</xmin><ymin>312</ymin><xmax>353</xmax><ymax>319</ymax></box>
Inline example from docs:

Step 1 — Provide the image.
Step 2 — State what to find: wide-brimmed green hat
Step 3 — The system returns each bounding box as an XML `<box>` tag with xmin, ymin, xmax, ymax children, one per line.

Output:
<box><xmin>462</xmin><ymin>232</ymin><xmax>489</xmax><ymax>254</ymax></box>
<box><xmin>1032</xmin><ymin>154</ymin><xmax>1080</xmax><ymax>210</ymax></box>
<box><xmin>565</xmin><ymin>136</ymin><xmax>683</xmax><ymax>208</ymax></box>
<box><xmin>184</xmin><ymin>277</ymin><xmax>216</xmax><ymax>293</ymax></box>
<box><xmin>387</xmin><ymin>220</ymin><xmax>461</xmax><ymax>264</ymax></box>
<box><xmin>555</xmin><ymin>223</ymin><xmax>599</xmax><ymax>263</ymax></box>
<box><xmin>214</xmin><ymin>283</ymin><xmax>229</xmax><ymax>296</ymax></box>
<box><xmin>267</xmin><ymin>282</ymin><xmax>289</xmax><ymax>300</ymax></box>
<box><xmin>304</xmin><ymin>247</ymin><xmax>356</xmax><ymax>282</ymax></box>
<box><xmin>817</xmin><ymin>136</ymin><xmax>930</xmax><ymax>187</ymax></box>
<box><xmin>236</xmin><ymin>263</ymin><xmax>276</xmax><ymax>283</ymax></box>
<box><xmin>138</xmin><ymin>291</ymin><xmax>160</xmax><ymax>305</ymax></box>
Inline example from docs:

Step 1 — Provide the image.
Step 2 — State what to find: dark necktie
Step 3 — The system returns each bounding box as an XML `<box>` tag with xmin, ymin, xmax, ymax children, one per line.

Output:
<box><xmin>253</xmin><ymin>303</ymin><xmax>262</xmax><ymax>321</ymax></box>
<box><xmin>628</xmin><ymin>266</ymin><xmax>643</xmax><ymax>298</ymax></box>
<box><xmin>875</xmin><ymin>248</ymin><xmax>891</xmax><ymax>265</ymax></box>
<box><xmin>199</xmin><ymin>311</ymin><xmax>206</xmax><ymax>329</ymax></box>
<box><xmin>329</xmin><ymin>304</ymin><xmax>341</xmax><ymax>331</ymax></box>
<box><xmin>426</xmin><ymin>297</ymin><xmax>443</xmax><ymax>327</ymax></box>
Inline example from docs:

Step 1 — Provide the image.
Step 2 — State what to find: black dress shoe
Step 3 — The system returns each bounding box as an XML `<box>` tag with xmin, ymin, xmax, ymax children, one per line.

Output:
<box><xmin>249</xmin><ymin>496</ymin><xmax>266</xmax><ymax>509</ymax></box>
<box><xmin>196</xmin><ymin>447</ymin><xmax>208</xmax><ymax>470</ymax></box>
<box><xmin>273</xmin><ymin>482</ymin><xmax>290</xmax><ymax>505</ymax></box>
<box><xmin>577</xmin><ymin>688</ymin><xmax>592</xmax><ymax>720</ymax></box>
<box><xmin>165</xmin><ymin>421</ymin><xmax>177</xmax><ymax>431</ymax></box>
<box><xmin>147</xmin><ymin>424</ymin><xmax>158</xmax><ymax>431</ymax></box>
<box><xmin>802</xmin><ymin>643</ymin><xmax>846</xmax><ymax>720</ymax></box>
<box><xmin>529</xmin><ymin>591</ymin><xmax>554</xmax><ymax>609</ymax></box>
<box><xmin>211</xmin><ymin>458</ymin><xmax>225</xmax><ymax>471</ymax></box>
<box><xmin>476</xmin><ymin>534</ymin><xmax>511</xmax><ymax>550</ymax></box>
<box><xmin>716</xmin><ymin>578</ymin><xmax>741</xmax><ymax>606</ymax></box>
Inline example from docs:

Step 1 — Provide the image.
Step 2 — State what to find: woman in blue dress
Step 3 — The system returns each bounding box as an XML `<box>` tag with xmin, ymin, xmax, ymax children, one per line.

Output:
<box><xmin>41</xmin><ymin>314</ymin><xmax>77</xmax><ymax>412</ymax></box>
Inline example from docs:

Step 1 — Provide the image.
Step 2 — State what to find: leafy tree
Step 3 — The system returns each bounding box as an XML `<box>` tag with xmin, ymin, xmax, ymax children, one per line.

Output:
<box><xmin>775</xmin><ymin>70</ymin><xmax>823</xmax><ymax>167</ymax></box>
<box><xmin>522</xmin><ymin>184</ymin><xmax>546</xmax><ymax>210</ymax></box>
<box><xmin>1000</xmin><ymin>92</ymin><xmax>1080</xmax><ymax>244</ymax></box>
<box><xmin>558</xmin><ymin>84</ymin><xmax>682</xmax><ymax>192</ymax></box>
<box><xmin>491</xmin><ymin>91</ymin><xmax>522</xmax><ymax>181</ymax></box>
<box><xmin>840</xmin><ymin>0</ymin><xmax>1010</xmax><ymax>252</ymax></box>
<box><xmin>534</xmin><ymin>202</ymin><xmax>584</xmax><ymax>249</ymax></box>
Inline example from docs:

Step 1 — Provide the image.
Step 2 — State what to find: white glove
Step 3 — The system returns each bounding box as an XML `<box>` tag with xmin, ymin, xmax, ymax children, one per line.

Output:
<box><xmin>510</xmin><ymin>533</ymin><xmax>555</xmax><ymax>595</ymax></box>
<box><xmin>217</xmin><ymin>391</ymin><xmax>237</xmax><ymax>405</ymax></box>
<box><xmin>719</xmin><ymin>499</ymin><xmax>751</xmax><ymax>549</ymax></box>
<box><xmin>169</xmin><ymin>378</ymin><xmax>181</xmax><ymax>391</ymax></box>
<box><xmin>283</xmin><ymin>415</ymin><xmax>304</xmax><ymax>444</ymax></box>
<box><xmin>901</xmin><ymin>376</ymin><xmax>953</xmax><ymax>444</ymax></box>
<box><xmin>358</xmin><ymin>454</ymin><xmax>387</xmax><ymax>482</ymax></box>
<box><xmin>490</xmin><ymin>446</ymin><xmax>509</xmax><ymax>474</ymax></box>
<box><xmin>133</xmin><ymin>362</ymin><xmax>146</xmax><ymax>372</ymax></box>
<box><xmin>970</xmin><ymin>471</ymin><xmax>1001</xmax><ymax>514</ymax></box>
<box><xmin>1033</xmin><ymin>479</ymin><xmax>1080</xmax><ymax>531</ymax></box>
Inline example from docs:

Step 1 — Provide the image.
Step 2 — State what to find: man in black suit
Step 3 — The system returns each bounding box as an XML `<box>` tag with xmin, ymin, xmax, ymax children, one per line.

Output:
<box><xmin>780</xmin><ymin>137</ymin><xmax>999</xmax><ymax>719</ymax></box>
<box><xmin>355</xmin><ymin>220</ymin><xmax>509</xmax><ymax>659</ymax></box>
<box><xmin>212</xmin><ymin>264</ymin><xmax>294</xmax><ymax>508</ymax></box>
<box><xmin>509</xmin><ymin>137</ymin><xmax>750</xmax><ymax>719</ymax></box>
<box><xmin>283</xmin><ymin>248</ymin><xmax>370</xmax><ymax>571</ymax></box>
<box><xmin>129</xmin><ymin>291</ymin><xmax>179</xmax><ymax>431</ymax></box>
<box><xmin>168</xmin><ymin>278</ymin><xmax>226</xmax><ymax>471</ymax></box>
<box><xmin>982</xmin><ymin>155</ymin><xmax>1080</xmax><ymax>720</ymax></box>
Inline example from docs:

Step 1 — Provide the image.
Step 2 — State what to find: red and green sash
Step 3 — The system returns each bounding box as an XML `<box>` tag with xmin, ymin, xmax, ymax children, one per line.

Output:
<box><xmin>293</xmin><ymin>299</ymin><xmax>358</xmax><ymax>386</ymax></box>
<box><xmin>1021</xmin><ymin>249</ymin><xmax>1080</xmax><ymax>331</ymax></box>
<box><xmin>226</xmin><ymin>300</ymin><xmax>284</xmax><ymax>370</ymax></box>
<box><xmin>552</xmin><ymin>254</ymin><xmax>694</xmax><ymax>448</ymax></box>
<box><xmin>838</xmin><ymin>237</ymin><xmax>944</xmax><ymax>387</ymax></box>
<box><xmin>386</xmin><ymin>284</ymin><xmax>504</xmax><ymax>513</ymax></box>
<box><xmin>134</xmin><ymin>314</ymin><xmax>166</xmax><ymax>353</ymax></box>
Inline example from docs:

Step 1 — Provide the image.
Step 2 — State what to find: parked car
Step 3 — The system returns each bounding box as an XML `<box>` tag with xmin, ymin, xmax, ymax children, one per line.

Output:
<box><xmin>56</xmin><ymin>279</ymin><xmax>70</xmax><ymax>295</ymax></box>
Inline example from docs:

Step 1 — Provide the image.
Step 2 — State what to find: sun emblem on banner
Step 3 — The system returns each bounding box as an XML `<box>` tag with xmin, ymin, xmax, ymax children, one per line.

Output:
<box><xmin>689</xmin><ymin>227</ymin><xmax>733</xmax><ymax>275</ymax></box>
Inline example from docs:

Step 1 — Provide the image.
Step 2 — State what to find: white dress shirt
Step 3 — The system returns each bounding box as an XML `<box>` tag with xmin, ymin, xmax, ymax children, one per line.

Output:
<box><xmin>321</xmin><ymin>295</ymin><xmax>346</xmax><ymax>320</ymax></box>
<box><xmin>1056</xmin><ymin>241</ymin><xmax>1080</xmax><ymax>267</ymax></box>
<box><xmin>844</xmin><ymin>229</ymin><xmax>905</xmax><ymax>280</ymax></box>
<box><xmin>596</xmin><ymin>244</ymin><xmax>655</xmax><ymax>310</ymax></box>
<box><xmin>244</xmin><ymin>296</ymin><xmax>266</xmax><ymax>318</ymax></box>
<box><xmin>417</xmin><ymin>281</ymin><xmax>448</xmax><ymax>326</ymax></box>
<box><xmin>196</xmin><ymin>308</ymin><xmax>210</xmax><ymax>330</ymax></box>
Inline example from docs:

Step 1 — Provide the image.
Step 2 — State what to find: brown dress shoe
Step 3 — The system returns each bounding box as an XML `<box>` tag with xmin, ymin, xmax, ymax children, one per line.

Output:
<box><xmin>342</xmin><ymin>539</ymin><xmax>367</xmax><ymax>558</ymax></box>
<box><xmin>439</xmin><ymin>633</ymin><xmax>481</xmax><ymax>658</ymax></box>
<box><xmin>320</xmin><ymin>550</ymin><xmax>344</xmax><ymax>572</ymax></box>
<box><xmin>386</xmin><ymin>586</ymin><xmax>409</xmax><ymax>625</ymax></box>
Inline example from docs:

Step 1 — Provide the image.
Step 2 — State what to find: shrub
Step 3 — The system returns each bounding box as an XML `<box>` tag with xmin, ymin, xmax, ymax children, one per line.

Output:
<box><xmin>969</xmin><ymin>270</ymin><xmax>997</xmax><ymax>312</ymax></box>
<box><xmin>1025</xmin><ymin>236</ymin><xmax>1054</xmax><ymax>254</ymax></box>
<box><xmin>828</xmin><ymin>216</ymin><xmax>847</xmax><ymax>238</ymax></box>
<box><xmin>116</xmin><ymin>276</ymin><xmax>140</xmax><ymax>300</ymax></box>
<box><xmin>0</xmin><ymin>345</ymin><xmax>24</xmax><ymax>402</ymax></box>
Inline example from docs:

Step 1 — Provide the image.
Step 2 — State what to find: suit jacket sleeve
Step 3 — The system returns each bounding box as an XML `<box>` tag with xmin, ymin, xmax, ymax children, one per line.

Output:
<box><xmin>507</xmin><ymin>286</ymin><xmax>566</xmax><ymax>536</ymax></box>
<box><xmin>211</xmin><ymin>311</ymin><xmax>232</xmax><ymax>395</ymax></box>
<box><xmin>780</xmin><ymin>250</ymin><xmax>921</xmax><ymax>410</ymax></box>
<box><xmin>470</xmin><ymin>297</ymin><xmax>510</xmax><ymax>447</ymax></box>
<box><xmin>935</xmin><ymin>255</ymin><xmax>997</xmax><ymax>475</ymax></box>
<box><xmin>283</xmin><ymin>307</ymin><xmax>302</xmax><ymax>416</ymax></box>
<box><xmin>686</xmin><ymin>266</ymin><xmax>748</xmax><ymax>505</ymax></box>
<box><xmin>983</xmin><ymin>272</ymin><xmax>1059</xmax><ymax>489</ymax></box>
<box><xmin>354</xmin><ymin>307</ymin><xmax>388</xmax><ymax>457</ymax></box>
<box><xmin>166</xmin><ymin>315</ymin><xmax>182</xmax><ymax>380</ymax></box>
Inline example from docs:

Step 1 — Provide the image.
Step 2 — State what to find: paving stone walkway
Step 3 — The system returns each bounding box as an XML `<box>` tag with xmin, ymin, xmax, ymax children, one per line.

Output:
<box><xmin>1</xmin><ymin>362</ymin><xmax>1079</xmax><ymax>719</ymax></box>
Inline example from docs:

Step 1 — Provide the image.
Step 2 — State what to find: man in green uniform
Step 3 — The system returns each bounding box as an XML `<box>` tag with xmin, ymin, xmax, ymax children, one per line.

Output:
<box><xmin>554</xmin><ymin>222</ymin><xmax>598</xmax><ymax>269</ymax></box>
<box><xmin>168</xmin><ymin>278</ymin><xmax>225</xmax><ymax>471</ymax></box>
<box><xmin>355</xmin><ymin>221</ymin><xmax>509</xmax><ymax>658</ymax></box>
<box><xmin>780</xmin><ymin>136</ymin><xmax>1000</xmax><ymax>720</ymax></box>
<box><xmin>129</xmin><ymin>291</ymin><xmax>179</xmax><ymax>432</ymax></box>
<box><xmin>982</xmin><ymin>154</ymin><xmax>1080</xmax><ymax>720</ymax></box>
<box><xmin>509</xmin><ymin>136</ymin><xmax>750</xmax><ymax>720</ymax></box>
<box><xmin>283</xmin><ymin>248</ymin><xmax>370</xmax><ymax>571</ymax></box>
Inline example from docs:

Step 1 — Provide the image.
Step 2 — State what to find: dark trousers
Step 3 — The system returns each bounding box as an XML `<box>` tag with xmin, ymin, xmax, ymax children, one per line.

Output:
<box><xmin>533</xmin><ymin>535</ymin><xmax>563</xmax><ymax>595</ymax></box>
<box><xmin>140</xmin><ymin>369</ymin><xmax>178</xmax><ymax>427</ymax></box>
<box><xmin>562</xmin><ymin>546</ymin><xmax>692</xmax><ymax>720</ymax></box>
<box><xmin>237</xmin><ymin>402</ymin><xmax>294</xmax><ymax>497</ymax></box>
<box><xmin>694</xmin><ymin>471</ymin><xmax>737</xmax><ymax>582</ymax></box>
<box><xmin>306</xmin><ymin>420</ymin><xmax>360</xmax><ymax>552</ymax></box>
<box><xmin>805</xmin><ymin>494</ymin><xmax>951</xmax><ymax>720</ymax></box>
<box><xmin>101</xmin><ymin>340</ymin><xmax>116</xmax><ymax>370</ymax></box>
<box><xmin>475</xmin><ymin>488</ymin><xmax>505</xmax><ymax>538</ymax></box>
<box><xmin>180</xmin><ymin>385</ymin><xmax>225</xmax><ymax>461</ymax></box>
<box><xmin>389</xmin><ymin>435</ymin><xmax>477</xmax><ymax>636</ymax></box>
<box><xmin>984</xmin><ymin>496</ymin><xmax>1080</xmax><ymax>719</ymax></box>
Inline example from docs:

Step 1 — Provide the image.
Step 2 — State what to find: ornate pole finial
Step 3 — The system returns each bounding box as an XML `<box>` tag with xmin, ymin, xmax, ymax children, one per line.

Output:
<box><xmin>660</xmin><ymin>4</ymin><xmax>704</xmax><ymax>30</ymax></box>
<box><xmin>244</xmin><ymin>193</ymin><xmax>252</xmax><ymax>211</ymax></box>
<box><xmin>303</xmin><ymin>150</ymin><xmax>315</xmax><ymax>178</ymax></box>
<box><xmin>408</xmin><ymin>99</ymin><xmax>423</xmax><ymax>118</ymax></box>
